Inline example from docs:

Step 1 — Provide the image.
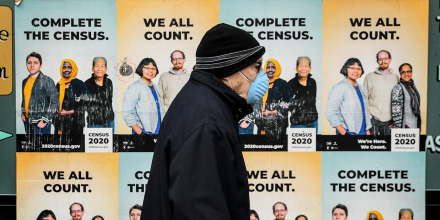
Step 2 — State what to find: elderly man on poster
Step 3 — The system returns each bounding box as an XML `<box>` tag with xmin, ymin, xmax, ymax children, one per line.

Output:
<box><xmin>398</xmin><ymin>208</ymin><xmax>414</xmax><ymax>220</ymax></box>
<box><xmin>85</xmin><ymin>57</ymin><xmax>115</xmax><ymax>132</ymax></box>
<box><xmin>141</xmin><ymin>23</ymin><xmax>268</xmax><ymax>220</ymax></box>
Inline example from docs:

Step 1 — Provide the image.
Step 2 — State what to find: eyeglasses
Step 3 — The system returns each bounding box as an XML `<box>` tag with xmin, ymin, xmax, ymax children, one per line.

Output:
<box><xmin>172</xmin><ymin>58</ymin><xmax>184</xmax><ymax>62</ymax></box>
<box><xmin>71</xmin><ymin>210</ymin><xmax>82</xmax><ymax>214</ymax></box>
<box><xmin>143</xmin><ymin>67</ymin><xmax>156</xmax><ymax>71</ymax></box>
<box><xmin>400</xmin><ymin>70</ymin><xmax>412</xmax><ymax>74</ymax></box>
<box><xmin>348</xmin><ymin>67</ymin><xmax>362</xmax><ymax>71</ymax></box>
<box><xmin>377</xmin><ymin>58</ymin><xmax>390</xmax><ymax>62</ymax></box>
<box><xmin>274</xmin><ymin>209</ymin><xmax>286</xmax><ymax>213</ymax></box>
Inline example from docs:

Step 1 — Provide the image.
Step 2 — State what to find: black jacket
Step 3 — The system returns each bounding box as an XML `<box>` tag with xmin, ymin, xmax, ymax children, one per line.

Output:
<box><xmin>84</xmin><ymin>74</ymin><xmax>114</xmax><ymax>125</ymax></box>
<box><xmin>21</xmin><ymin>72</ymin><xmax>58</xmax><ymax>124</ymax></box>
<box><xmin>54</xmin><ymin>78</ymin><xmax>89</xmax><ymax>134</ymax></box>
<box><xmin>287</xmin><ymin>74</ymin><xmax>318</xmax><ymax>125</ymax></box>
<box><xmin>141</xmin><ymin>70</ymin><xmax>253</xmax><ymax>220</ymax></box>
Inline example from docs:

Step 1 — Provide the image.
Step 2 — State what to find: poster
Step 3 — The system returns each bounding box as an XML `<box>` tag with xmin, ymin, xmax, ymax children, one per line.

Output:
<box><xmin>118</xmin><ymin>153</ymin><xmax>153</xmax><ymax>220</ymax></box>
<box><xmin>15</xmin><ymin>0</ymin><xmax>118</xmax><ymax>151</ymax></box>
<box><xmin>322</xmin><ymin>152</ymin><xmax>425</xmax><ymax>220</ymax></box>
<box><xmin>116</xmin><ymin>0</ymin><xmax>219</xmax><ymax>135</ymax></box>
<box><xmin>221</xmin><ymin>0</ymin><xmax>323</xmax><ymax>143</ymax></box>
<box><xmin>17</xmin><ymin>153</ymin><xmax>119</xmax><ymax>220</ymax></box>
<box><xmin>320</xmin><ymin>0</ymin><xmax>428</xmax><ymax>151</ymax></box>
<box><xmin>322</xmin><ymin>0</ymin><xmax>428</xmax><ymax>135</ymax></box>
<box><xmin>244</xmin><ymin>152</ymin><xmax>321</xmax><ymax>220</ymax></box>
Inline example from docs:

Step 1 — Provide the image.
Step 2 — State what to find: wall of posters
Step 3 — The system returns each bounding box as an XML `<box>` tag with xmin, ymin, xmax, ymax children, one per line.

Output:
<box><xmin>5</xmin><ymin>0</ymin><xmax>434</xmax><ymax>219</ymax></box>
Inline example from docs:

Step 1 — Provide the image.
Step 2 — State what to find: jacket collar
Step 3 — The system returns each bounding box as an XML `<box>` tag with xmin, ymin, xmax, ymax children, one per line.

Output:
<box><xmin>190</xmin><ymin>70</ymin><xmax>253</xmax><ymax>122</ymax></box>
<box><xmin>27</xmin><ymin>71</ymin><xmax>44</xmax><ymax>80</ymax></box>
<box><xmin>169</xmin><ymin>67</ymin><xmax>188</xmax><ymax>75</ymax></box>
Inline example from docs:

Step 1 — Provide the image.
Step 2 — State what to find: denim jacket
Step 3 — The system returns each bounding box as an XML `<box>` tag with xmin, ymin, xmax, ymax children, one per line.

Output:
<box><xmin>326</xmin><ymin>78</ymin><xmax>372</xmax><ymax>134</ymax></box>
<box><xmin>121</xmin><ymin>78</ymin><xmax>164</xmax><ymax>132</ymax></box>
<box><xmin>21</xmin><ymin>72</ymin><xmax>59</xmax><ymax>124</ymax></box>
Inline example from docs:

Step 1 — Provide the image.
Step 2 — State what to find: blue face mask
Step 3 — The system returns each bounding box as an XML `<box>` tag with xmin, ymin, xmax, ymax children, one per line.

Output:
<box><xmin>239</xmin><ymin>69</ymin><xmax>269</xmax><ymax>104</ymax></box>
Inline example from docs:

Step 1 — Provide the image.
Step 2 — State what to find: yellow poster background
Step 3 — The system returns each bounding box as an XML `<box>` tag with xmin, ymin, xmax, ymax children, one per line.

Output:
<box><xmin>17</xmin><ymin>153</ymin><xmax>119</xmax><ymax>220</ymax></box>
<box><xmin>0</xmin><ymin>6</ymin><xmax>12</xmax><ymax>95</ymax></box>
<box><xmin>244</xmin><ymin>152</ymin><xmax>321</xmax><ymax>220</ymax></box>
<box><xmin>322</xmin><ymin>0</ymin><xmax>428</xmax><ymax>134</ymax></box>
<box><xmin>116</xmin><ymin>0</ymin><xmax>219</xmax><ymax>134</ymax></box>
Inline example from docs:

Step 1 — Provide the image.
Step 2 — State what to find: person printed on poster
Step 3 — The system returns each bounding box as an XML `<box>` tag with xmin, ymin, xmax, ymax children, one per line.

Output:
<box><xmin>129</xmin><ymin>204</ymin><xmax>142</xmax><ymax>220</ymax></box>
<box><xmin>365</xmin><ymin>210</ymin><xmax>384</xmax><ymax>220</ymax></box>
<box><xmin>326</xmin><ymin>58</ymin><xmax>371</xmax><ymax>135</ymax></box>
<box><xmin>288</xmin><ymin>56</ymin><xmax>318</xmax><ymax>130</ymax></box>
<box><xmin>332</xmin><ymin>204</ymin><xmax>348</xmax><ymax>220</ymax></box>
<box><xmin>398</xmin><ymin>208</ymin><xmax>414</xmax><ymax>220</ymax></box>
<box><xmin>69</xmin><ymin>202</ymin><xmax>85</xmax><ymax>220</ymax></box>
<box><xmin>121</xmin><ymin>58</ymin><xmax>164</xmax><ymax>135</ymax></box>
<box><xmin>363</xmin><ymin>50</ymin><xmax>399</xmax><ymax>136</ymax></box>
<box><xmin>250</xmin><ymin>209</ymin><xmax>260</xmax><ymax>220</ymax></box>
<box><xmin>85</xmin><ymin>57</ymin><xmax>115</xmax><ymax>133</ymax></box>
<box><xmin>92</xmin><ymin>215</ymin><xmax>104</xmax><ymax>220</ymax></box>
<box><xmin>295</xmin><ymin>214</ymin><xmax>308</xmax><ymax>220</ymax></box>
<box><xmin>255</xmin><ymin>59</ymin><xmax>293</xmax><ymax>140</ymax></box>
<box><xmin>391</xmin><ymin>63</ymin><xmax>421</xmax><ymax>130</ymax></box>
<box><xmin>36</xmin><ymin>210</ymin><xmax>57</xmax><ymax>220</ymax></box>
<box><xmin>238</xmin><ymin>101</ymin><xmax>263</xmax><ymax>135</ymax></box>
<box><xmin>55</xmin><ymin>59</ymin><xmax>89</xmax><ymax>136</ymax></box>
<box><xmin>272</xmin><ymin>202</ymin><xmax>289</xmax><ymax>220</ymax></box>
<box><xmin>21</xmin><ymin>52</ymin><xmax>58</xmax><ymax>134</ymax></box>
<box><xmin>158</xmin><ymin>50</ymin><xmax>191</xmax><ymax>114</ymax></box>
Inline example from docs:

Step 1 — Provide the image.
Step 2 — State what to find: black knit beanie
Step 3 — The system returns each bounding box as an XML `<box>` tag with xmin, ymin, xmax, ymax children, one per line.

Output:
<box><xmin>196</xmin><ymin>23</ymin><xmax>266</xmax><ymax>78</ymax></box>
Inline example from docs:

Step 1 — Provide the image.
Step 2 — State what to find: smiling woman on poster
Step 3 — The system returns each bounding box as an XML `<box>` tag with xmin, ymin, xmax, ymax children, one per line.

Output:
<box><xmin>326</xmin><ymin>58</ymin><xmax>371</xmax><ymax>135</ymax></box>
<box><xmin>122</xmin><ymin>58</ymin><xmax>164</xmax><ymax>135</ymax></box>
<box><xmin>255</xmin><ymin>59</ymin><xmax>293</xmax><ymax>139</ymax></box>
<box><xmin>55</xmin><ymin>59</ymin><xmax>89</xmax><ymax>135</ymax></box>
<box><xmin>365</xmin><ymin>210</ymin><xmax>384</xmax><ymax>220</ymax></box>
<box><xmin>391</xmin><ymin>63</ymin><xmax>421</xmax><ymax>129</ymax></box>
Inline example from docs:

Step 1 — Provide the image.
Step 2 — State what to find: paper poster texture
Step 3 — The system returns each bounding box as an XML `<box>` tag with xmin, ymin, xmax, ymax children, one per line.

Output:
<box><xmin>244</xmin><ymin>152</ymin><xmax>321</xmax><ymax>220</ymax></box>
<box><xmin>17</xmin><ymin>153</ymin><xmax>119</xmax><ymax>220</ymax></box>
<box><xmin>322</xmin><ymin>0</ymin><xmax>428</xmax><ymax>135</ymax></box>
<box><xmin>322</xmin><ymin>152</ymin><xmax>425</xmax><ymax>220</ymax></box>
<box><xmin>118</xmin><ymin>152</ymin><xmax>153</xmax><ymax>220</ymax></box>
